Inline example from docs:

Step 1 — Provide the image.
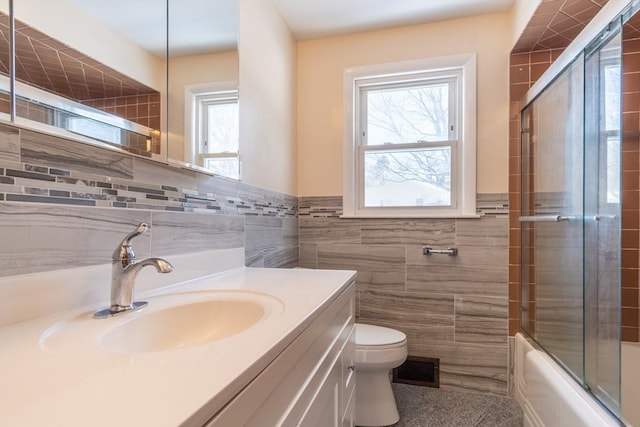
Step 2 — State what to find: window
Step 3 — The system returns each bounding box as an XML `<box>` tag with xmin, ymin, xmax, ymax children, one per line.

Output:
<box><xmin>195</xmin><ymin>91</ymin><xmax>240</xmax><ymax>179</ymax></box>
<box><xmin>185</xmin><ymin>81</ymin><xmax>240</xmax><ymax>180</ymax></box>
<box><xmin>343</xmin><ymin>54</ymin><xmax>476</xmax><ymax>217</ymax></box>
<box><xmin>602</xmin><ymin>55</ymin><xmax>621</xmax><ymax>204</ymax></box>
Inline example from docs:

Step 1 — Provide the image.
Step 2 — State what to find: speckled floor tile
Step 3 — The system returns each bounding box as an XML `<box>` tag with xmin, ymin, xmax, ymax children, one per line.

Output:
<box><xmin>390</xmin><ymin>383</ymin><xmax>523</xmax><ymax>427</ymax></box>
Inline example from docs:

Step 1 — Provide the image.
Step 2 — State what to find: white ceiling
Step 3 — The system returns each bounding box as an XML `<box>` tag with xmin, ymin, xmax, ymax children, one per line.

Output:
<box><xmin>71</xmin><ymin>0</ymin><xmax>238</xmax><ymax>57</ymax></box>
<box><xmin>71</xmin><ymin>0</ymin><xmax>515</xmax><ymax>56</ymax></box>
<box><xmin>274</xmin><ymin>0</ymin><xmax>515</xmax><ymax>40</ymax></box>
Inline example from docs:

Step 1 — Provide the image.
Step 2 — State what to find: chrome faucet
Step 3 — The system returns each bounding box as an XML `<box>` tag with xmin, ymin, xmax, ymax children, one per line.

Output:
<box><xmin>94</xmin><ymin>223</ymin><xmax>174</xmax><ymax>318</ymax></box>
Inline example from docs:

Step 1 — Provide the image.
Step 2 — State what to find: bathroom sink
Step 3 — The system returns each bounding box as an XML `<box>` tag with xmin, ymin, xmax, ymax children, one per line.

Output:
<box><xmin>41</xmin><ymin>291</ymin><xmax>284</xmax><ymax>354</ymax></box>
<box><xmin>101</xmin><ymin>298</ymin><xmax>265</xmax><ymax>353</ymax></box>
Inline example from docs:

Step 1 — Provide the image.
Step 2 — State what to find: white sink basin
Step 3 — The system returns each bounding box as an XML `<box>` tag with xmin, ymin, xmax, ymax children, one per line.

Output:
<box><xmin>102</xmin><ymin>299</ymin><xmax>265</xmax><ymax>353</ymax></box>
<box><xmin>41</xmin><ymin>291</ymin><xmax>284</xmax><ymax>354</ymax></box>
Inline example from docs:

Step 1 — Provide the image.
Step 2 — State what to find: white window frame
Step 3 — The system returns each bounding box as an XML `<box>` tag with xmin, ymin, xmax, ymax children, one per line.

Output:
<box><xmin>343</xmin><ymin>54</ymin><xmax>477</xmax><ymax>218</ymax></box>
<box><xmin>184</xmin><ymin>81</ymin><xmax>240</xmax><ymax>179</ymax></box>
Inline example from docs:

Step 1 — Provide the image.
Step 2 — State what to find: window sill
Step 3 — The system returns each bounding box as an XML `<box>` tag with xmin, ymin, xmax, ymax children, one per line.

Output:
<box><xmin>339</xmin><ymin>213</ymin><xmax>482</xmax><ymax>219</ymax></box>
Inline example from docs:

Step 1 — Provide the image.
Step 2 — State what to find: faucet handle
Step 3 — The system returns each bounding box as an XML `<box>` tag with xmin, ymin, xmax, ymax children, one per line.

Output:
<box><xmin>113</xmin><ymin>222</ymin><xmax>149</xmax><ymax>260</ymax></box>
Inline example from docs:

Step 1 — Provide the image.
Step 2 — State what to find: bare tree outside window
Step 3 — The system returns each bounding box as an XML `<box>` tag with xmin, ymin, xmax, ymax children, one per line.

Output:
<box><xmin>205</xmin><ymin>102</ymin><xmax>239</xmax><ymax>154</ymax></box>
<box><xmin>197</xmin><ymin>97</ymin><xmax>240</xmax><ymax>180</ymax></box>
<box><xmin>366</xmin><ymin>83</ymin><xmax>449</xmax><ymax>144</ymax></box>
<box><xmin>603</xmin><ymin>64</ymin><xmax>620</xmax><ymax>203</ymax></box>
<box><xmin>362</xmin><ymin>81</ymin><xmax>454</xmax><ymax>207</ymax></box>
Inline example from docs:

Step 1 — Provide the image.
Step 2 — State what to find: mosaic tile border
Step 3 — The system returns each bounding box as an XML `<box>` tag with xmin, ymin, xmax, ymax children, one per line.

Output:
<box><xmin>299</xmin><ymin>193</ymin><xmax>509</xmax><ymax>218</ymax></box>
<box><xmin>0</xmin><ymin>158</ymin><xmax>297</xmax><ymax>217</ymax></box>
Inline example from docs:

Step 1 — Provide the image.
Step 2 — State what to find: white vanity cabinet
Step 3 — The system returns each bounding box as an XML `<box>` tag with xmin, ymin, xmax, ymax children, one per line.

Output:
<box><xmin>206</xmin><ymin>281</ymin><xmax>356</xmax><ymax>427</ymax></box>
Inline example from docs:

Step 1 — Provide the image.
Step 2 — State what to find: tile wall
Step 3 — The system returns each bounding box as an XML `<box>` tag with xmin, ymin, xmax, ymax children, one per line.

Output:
<box><xmin>81</xmin><ymin>93</ymin><xmax>162</xmax><ymax>155</ymax></box>
<box><xmin>622</xmin><ymin>13</ymin><xmax>640</xmax><ymax>342</ymax></box>
<box><xmin>299</xmin><ymin>194</ymin><xmax>511</xmax><ymax>395</ymax></box>
<box><xmin>81</xmin><ymin>93</ymin><xmax>162</xmax><ymax>131</ymax></box>
<box><xmin>0</xmin><ymin>122</ymin><xmax>298</xmax><ymax>277</ymax></box>
<box><xmin>508</xmin><ymin>48</ymin><xmax>558</xmax><ymax>337</ymax></box>
<box><xmin>512</xmin><ymin>0</ymin><xmax>608</xmax><ymax>54</ymax></box>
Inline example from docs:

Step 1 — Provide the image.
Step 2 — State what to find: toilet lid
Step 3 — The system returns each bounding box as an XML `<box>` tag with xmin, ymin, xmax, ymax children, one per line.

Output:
<box><xmin>355</xmin><ymin>323</ymin><xmax>406</xmax><ymax>347</ymax></box>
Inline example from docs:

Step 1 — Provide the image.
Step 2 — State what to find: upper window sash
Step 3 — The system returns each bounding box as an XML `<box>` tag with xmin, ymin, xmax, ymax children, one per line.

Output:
<box><xmin>356</xmin><ymin>72</ymin><xmax>460</xmax><ymax>147</ymax></box>
<box><xmin>196</xmin><ymin>91</ymin><xmax>238</xmax><ymax>145</ymax></box>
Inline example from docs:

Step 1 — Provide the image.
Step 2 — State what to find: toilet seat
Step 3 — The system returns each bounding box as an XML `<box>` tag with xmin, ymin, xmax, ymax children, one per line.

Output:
<box><xmin>355</xmin><ymin>323</ymin><xmax>407</xmax><ymax>348</ymax></box>
<box><xmin>357</xmin><ymin>341</ymin><xmax>406</xmax><ymax>351</ymax></box>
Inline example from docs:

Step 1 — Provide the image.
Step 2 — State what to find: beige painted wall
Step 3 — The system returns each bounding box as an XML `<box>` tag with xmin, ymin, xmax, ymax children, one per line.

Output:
<box><xmin>238</xmin><ymin>0</ymin><xmax>297</xmax><ymax>196</ymax></box>
<box><xmin>167</xmin><ymin>50</ymin><xmax>239</xmax><ymax>162</ymax></box>
<box><xmin>297</xmin><ymin>12</ymin><xmax>511</xmax><ymax>196</ymax></box>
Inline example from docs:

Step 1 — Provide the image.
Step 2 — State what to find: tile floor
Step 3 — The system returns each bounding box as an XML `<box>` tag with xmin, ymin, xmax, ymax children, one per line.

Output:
<box><xmin>391</xmin><ymin>383</ymin><xmax>523</xmax><ymax>427</ymax></box>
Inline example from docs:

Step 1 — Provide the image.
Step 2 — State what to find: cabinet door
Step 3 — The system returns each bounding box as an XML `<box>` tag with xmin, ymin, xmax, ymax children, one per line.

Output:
<box><xmin>205</xmin><ymin>283</ymin><xmax>355</xmax><ymax>427</ymax></box>
<box><xmin>341</xmin><ymin>326</ymin><xmax>355</xmax><ymax>418</ymax></box>
<box><xmin>296</xmin><ymin>357</ymin><xmax>341</xmax><ymax>427</ymax></box>
<box><xmin>342</xmin><ymin>387</ymin><xmax>355</xmax><ymax>427</ymax></box>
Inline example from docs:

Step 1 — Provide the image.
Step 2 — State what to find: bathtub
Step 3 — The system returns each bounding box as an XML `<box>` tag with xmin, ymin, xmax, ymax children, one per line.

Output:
<box><xmin>622</xmin><ymin>342</ymin><xmax>640</xmax><ymax>427</ymax></box>
<box><xmin>514</xmin><ymin>333</ymin><xmax>623</xmax><ymax>427</ymax></box>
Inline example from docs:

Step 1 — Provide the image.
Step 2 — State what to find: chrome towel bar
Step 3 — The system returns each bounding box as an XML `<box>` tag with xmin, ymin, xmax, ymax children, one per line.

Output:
<box><xmin>519</xmin><ymin>215</ymin><xmax>615</xmax><ymax>222</ymax></box>
<box><xmin>423</xmin><ymin>246</ymin><xmax>458</xmax><ymax>256</ymax></box>
<box><xmin>519</xmin><ymin>215</ymin><xmax>575</xmax><ymax>222</ymax></box>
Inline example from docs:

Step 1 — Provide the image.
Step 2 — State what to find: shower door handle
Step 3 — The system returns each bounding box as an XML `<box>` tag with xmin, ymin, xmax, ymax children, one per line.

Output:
<box><xmin>519</xmin><ymin>215</ymin><xmax>578</xmax><ymax>222</ymax></box>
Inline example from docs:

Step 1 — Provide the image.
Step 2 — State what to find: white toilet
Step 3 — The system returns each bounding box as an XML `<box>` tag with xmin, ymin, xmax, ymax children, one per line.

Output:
<box><xmin>355</xmin><ymin>323</ymin><xmax>408</xmax><ymax>427</ymax></box>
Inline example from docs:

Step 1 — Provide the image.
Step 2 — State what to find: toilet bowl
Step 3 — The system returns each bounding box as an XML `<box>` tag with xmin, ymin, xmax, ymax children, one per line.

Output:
<box><xmin>355</xmin><ymin>323</ymin><xmax>408</xmax><ymax>427</ymax></box>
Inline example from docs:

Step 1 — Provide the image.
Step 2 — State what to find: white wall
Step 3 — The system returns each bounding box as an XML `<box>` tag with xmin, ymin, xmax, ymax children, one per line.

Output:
<box><xmin>296</xmin><ymin>12</ymin><xmax>511</xmax><ymax>197</ymax></box>
<box><xmin>238</xmin><ymin>1</ymin><xmax>297</xmax><ymax>196</ymax></box>
<box><xmin>167</xmin><ymin>50</ymin><xmax>239</xmax><ymax>162</ymax></box>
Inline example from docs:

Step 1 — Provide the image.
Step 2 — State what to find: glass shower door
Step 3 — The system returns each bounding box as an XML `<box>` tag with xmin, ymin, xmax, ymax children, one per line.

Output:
<box><xmin>520</xmin><ymin>22</ymin><xmax>624</xmax><ymax>418</ymax></box>
<box><xmin>520</xmin><ymin>56</ymin><xmax>586</xmax><ymax>381</ymax></box>
<box><xmin>584</xmin><ymin>27</ymin><xmax>622</xmax><ymax>416</ymax></box>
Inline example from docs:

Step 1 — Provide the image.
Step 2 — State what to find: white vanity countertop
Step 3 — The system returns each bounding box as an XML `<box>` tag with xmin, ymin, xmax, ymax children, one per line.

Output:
<box><xmin>0</xmin><ymin>267</ymin><xmax>356</xmax><ymax>427</ymax></box>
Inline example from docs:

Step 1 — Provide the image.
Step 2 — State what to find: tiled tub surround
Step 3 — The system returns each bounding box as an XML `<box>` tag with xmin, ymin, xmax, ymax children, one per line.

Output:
<box><xmin>0</xmin><ymin>122</ymin><xmax>298</xmax><ymax>277</ymax></box>
<box><xmin>508</xmin><ymin>1</ymin><xmax>610</xmax><ymax>341</ymax></box>
<box><xmin>299</xmin><ymin>194</ymin><xmax>511</xmax><ymax>395</ymax></box>
<box><xmin>510</xmin><ymin>0</ymin><xmax>640</xmax><ymax>345</ymax></box>
<box><xmin>621</xmin><ymin>14</ymin><xmax>640</xmax><ymax>343</ymax></box>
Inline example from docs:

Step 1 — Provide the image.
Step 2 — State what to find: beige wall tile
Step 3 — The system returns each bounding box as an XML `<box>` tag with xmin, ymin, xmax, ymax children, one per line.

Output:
<box><xmin>361</xmin><ymin>218</ymin><xmax>455</xmax><ymax>246</ymax></box>
<box><xmin>455</xmin><ymin>296</ymin><xmax>508</xmax><ymax>344</ymax></box>
<box><xmin>358</xmin><ymin>289</ymin><xmax>455</xmax><ymax>341</ymax></box>
<box><xmin>410</xmin><ymin>340</ymin><xmax>508</xmax><ymax>395</ymax></box>
<box><xmin>299</xmin><ymin>217</ymin><xmax>361</xmax><ymax>243</ymax></box>
<box><xmin>0</xmin><ymin>124</ymin><xmax>19</xmax><ymax>162</ymax></box>
<box><xmin>0</xmin><ymin>202</ymin><xmax>151</xmax><ymax>276</ymax></box>
<box><xmin>318</xmin><ymin>243</ymin><xmax>405</xmax><ymax>291</ymax></box>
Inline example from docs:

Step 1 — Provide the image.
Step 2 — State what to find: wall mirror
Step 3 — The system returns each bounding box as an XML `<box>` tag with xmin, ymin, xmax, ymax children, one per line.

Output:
<box><xmin>5</xmin><ymin>0</ymin><xmax>166</xmax><ymax>158</ymax></box>
<box><xmin>166</xmin><ymin>0</ymin><xmax>239</xmax><ymax>178</ymax></box>
<box><xmin>0</xmin><ymin>0</ymin><xmax>238</xmax><ymax>176</ymax></box>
